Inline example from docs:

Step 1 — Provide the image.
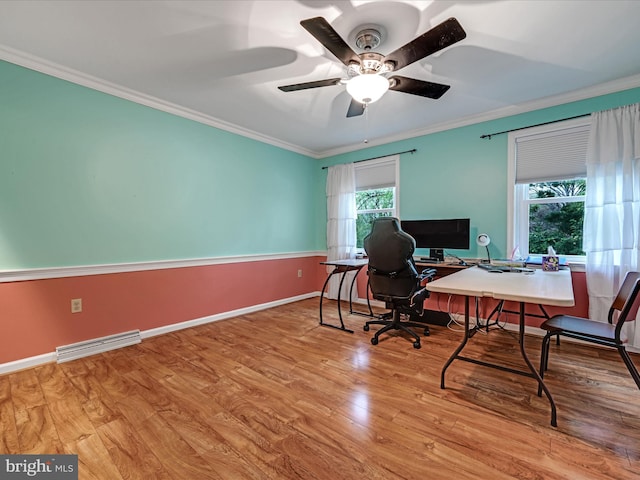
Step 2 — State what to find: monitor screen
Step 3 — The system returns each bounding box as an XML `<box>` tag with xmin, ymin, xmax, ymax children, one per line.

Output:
<box><xmin>400</xmin><ymin>218</ymin><xmax>470</xmax><ymax>250</ymax></box>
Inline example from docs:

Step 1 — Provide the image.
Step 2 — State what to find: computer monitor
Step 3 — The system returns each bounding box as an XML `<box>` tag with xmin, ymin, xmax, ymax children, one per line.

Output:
<box><xmin>400</xmin><ymin>218</ymin><xmax>470</xmax><ymax>261</ymax></box>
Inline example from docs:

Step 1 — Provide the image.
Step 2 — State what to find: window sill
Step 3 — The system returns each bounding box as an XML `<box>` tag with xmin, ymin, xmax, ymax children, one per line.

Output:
<box><xmin>567</xmin><ymin>262</ymin><xmax>586</xmax><ymax>273</ymax></box>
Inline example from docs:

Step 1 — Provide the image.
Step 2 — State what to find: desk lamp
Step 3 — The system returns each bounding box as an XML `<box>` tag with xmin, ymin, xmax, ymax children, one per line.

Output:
<box><xmin>477</xmin><ymin>233</ymin><xmax>491</xmax><ymax>263</ymax></box>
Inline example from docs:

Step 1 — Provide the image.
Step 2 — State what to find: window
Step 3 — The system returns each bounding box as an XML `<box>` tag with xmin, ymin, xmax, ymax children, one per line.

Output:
<box><xmin>356</xmin><ymin>187</ymin><xmax>395</xmax><ymax>247</ymax></box>
<box><xmin>515</xmin><ymin>179</ymin><xmax>586</xmax><ymax>256</ymax></box>
<box><xmin>354</xmin><ymin>156</ymin><xmax>399</xmax><ymax>248</ymax></box>
<box><xmin>508</xmin><ymin>118</ymin><xmax>590</xmax><ymax>261</ymax></box>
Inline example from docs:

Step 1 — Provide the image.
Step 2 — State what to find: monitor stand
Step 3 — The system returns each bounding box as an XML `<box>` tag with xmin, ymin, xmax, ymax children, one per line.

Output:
<box><xmin>430</xmin><ymin>248</ymin><xmax>444</xmax><ymax>262</ymax></box>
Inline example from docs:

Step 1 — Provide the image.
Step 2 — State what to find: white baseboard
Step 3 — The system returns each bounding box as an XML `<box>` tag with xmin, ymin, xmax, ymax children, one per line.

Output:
<box><xmin>141</xmin><ymin>292</ymin><xmax>318</xmax><ymax>339</ymax></box>
<box><xmin>0</xmin><ymin>353</ymin><xmax>57</xmax><ymax>376</ymax></box>
<box><xmin>0</xmin><ymin>292</ymin><xmax>320</xmax><ymax>375</ymax></box>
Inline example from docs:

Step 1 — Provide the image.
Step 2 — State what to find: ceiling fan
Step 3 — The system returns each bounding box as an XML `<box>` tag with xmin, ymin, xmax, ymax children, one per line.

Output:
<box><xmin>278</xmin><ymin>16</ymin><xmax>466</xmax><ymax>117</ymax></box>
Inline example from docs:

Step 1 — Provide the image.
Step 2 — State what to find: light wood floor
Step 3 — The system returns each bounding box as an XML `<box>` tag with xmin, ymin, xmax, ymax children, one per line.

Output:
<box><xmin>1</xmin><ymin>298</ymin><xmax>639</xmax><ymax>479</ymax></box>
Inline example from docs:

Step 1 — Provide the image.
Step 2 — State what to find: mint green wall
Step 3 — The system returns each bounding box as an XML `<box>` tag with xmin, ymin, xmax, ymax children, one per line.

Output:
<box><xmin>320</xmin><ymin>87</ymin><xmax>640</xmax><ymax>260</ymax></box>
<box><xmin>0</xmin><ymin>61</ymin><xmax>320</xmax><ymax>269</ymax></box>
<box><xmin>3</xmin><ymin>58</ymin><xmax>639</xmax><ymax>269</ymax></box>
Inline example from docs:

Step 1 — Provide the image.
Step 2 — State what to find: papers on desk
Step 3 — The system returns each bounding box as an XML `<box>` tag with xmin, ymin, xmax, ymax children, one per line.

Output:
<box><xmin>491</xmin><ymin>258</ymin><xmax>526</xmax><ymax>268</ymax></box>
<box><xmin>477</xmin><ymin>263</ymin><xmax>534</xmax><ymax>273</ymax></box>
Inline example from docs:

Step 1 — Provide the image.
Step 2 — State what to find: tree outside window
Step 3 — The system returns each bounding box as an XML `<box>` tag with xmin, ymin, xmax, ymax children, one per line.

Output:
<box><xmin>356</xmin><ymin>187</ymin><xmax>395</xmax><ymax>248</ymax></box>
<box><xmin>526</xmin><ymin>179</ymin><xmax>585</xmax><ymax>256</ymax></box>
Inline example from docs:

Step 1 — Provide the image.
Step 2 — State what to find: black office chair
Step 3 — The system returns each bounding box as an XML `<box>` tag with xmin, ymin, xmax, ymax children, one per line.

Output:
<box><xmin>363</xmin><ymin>217</ymin><xmax>436</xmax><ymax>349</ymax></box>
<box><xmin>538</xmin><ymin>271</ymin><xmax>640</xmax><ymax>395</ymax></box>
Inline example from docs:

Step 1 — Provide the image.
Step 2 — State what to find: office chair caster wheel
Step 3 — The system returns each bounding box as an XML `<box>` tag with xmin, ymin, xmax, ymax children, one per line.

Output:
<box><xmin>424</xmin><ymin>328</ymin><xmax>430</xmax><ymax>336</ymax></box>
<box><xmin>363</xmin><ymin>324</ymin><xmax>370</xmax><ymax>331</ymax></box>
<box><xmin>413</xmin><ymin>341</ymin><xmax>421</xmax><ymax>349</ymax></box>
<box><xmin>371</xmin><ymin>337</ymin><xmax>378</xmax><ymax>345</ymax></box>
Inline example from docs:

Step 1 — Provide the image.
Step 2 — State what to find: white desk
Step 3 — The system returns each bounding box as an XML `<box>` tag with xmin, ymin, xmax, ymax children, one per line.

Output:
<box><xmin>426</xmin><ymin>266</ymin><xmax>575</xmax><ymax>426</ymax></box>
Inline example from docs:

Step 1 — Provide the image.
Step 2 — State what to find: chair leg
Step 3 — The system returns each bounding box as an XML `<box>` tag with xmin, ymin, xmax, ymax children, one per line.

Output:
<box><xmin>396</xmin><ymin>323</ymin><xmax>421</xmax><ymax>345</ymax></box>
<box><xmin>372</xmin><ymin>322</ymin><xmax>396</xmax><ymax>340</ymax></box>
<box><xmin>363</xmin><ymin>312</ymin><xmax>393</xmax><ymax>331</ymax></box>
<box><xmin>543</xmin><ymin>333</ymin><xmax>558</xmax><ymax>373</ymax></box>
<box><xmin>401</xmin><ymin>319</ymin><xmax>430</xmax><ymax>335</ymax></box>
<box><xmin>364</xmin><ymin>319</ymin><xmax>391</xmax><ymax>329</ymax></box>
<box><xmin>538</xmin><ymin>332</ymin><xmax>553</xmax><ymax>397</ymax></box>
<box><xmin>618</xmin><ymin>347</ymin><xmax>640</xmax><ymax>390</ymax></box>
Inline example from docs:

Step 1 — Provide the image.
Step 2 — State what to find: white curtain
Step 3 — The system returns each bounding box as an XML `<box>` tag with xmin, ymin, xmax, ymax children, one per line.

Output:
<box><xmin>326</xmin><ymin>163</ymin><xmax>358</xmax><ymax>300</ymax></box>
<box><xmin>584</xmin><ymin>103</ymin><xmax>640</xmax><ymax>349</ymax></box>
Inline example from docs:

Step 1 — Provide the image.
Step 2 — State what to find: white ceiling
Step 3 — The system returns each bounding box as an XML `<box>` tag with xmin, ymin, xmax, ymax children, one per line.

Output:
<box><xmin>2</xmin><ymin>0</ymin><xmax>640</xmax><ymax>158</ymax></box>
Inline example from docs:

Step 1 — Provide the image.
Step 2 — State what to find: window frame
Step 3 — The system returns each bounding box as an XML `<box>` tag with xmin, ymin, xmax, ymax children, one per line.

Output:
<box><xmin>514</xmin><ymin>182</ymin><xmax>586</xmax><ymax>261</ymax></box>
<box><xmin>507</xmin><ymin>117</ymin><xmax>590</xmax><ymax>264</ymax></box>
<box><xmin>354</xmin><ymin>156</ymin><xmax>399</xmax><ymax>251</ymax></box>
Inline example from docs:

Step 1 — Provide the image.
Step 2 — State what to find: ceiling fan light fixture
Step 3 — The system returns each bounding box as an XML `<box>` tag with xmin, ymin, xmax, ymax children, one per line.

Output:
<box><xmin>346</xmin><ymin>74</ymin><xmax>389</xmax><ymax>104</ymax></box>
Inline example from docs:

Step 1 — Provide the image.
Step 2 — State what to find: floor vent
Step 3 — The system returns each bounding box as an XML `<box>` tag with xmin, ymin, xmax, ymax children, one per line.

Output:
<box><xmin>56</xmin><ymin>330</ymin><xmax>141</xmax><ymax>363</ymax></box>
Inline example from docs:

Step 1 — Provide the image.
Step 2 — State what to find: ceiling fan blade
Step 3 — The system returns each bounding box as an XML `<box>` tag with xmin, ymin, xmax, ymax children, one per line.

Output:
<box><xmin>388</xmin><ymin>76</ymin><xmax>450</xmax><ymax>99</ymax></box>
<box><xmin>278</xmin><ymin>78</ymin><xmax>342</xmax><ymax>92</ymax></box>
<box><xmin>300</xmin><ymin>17</ymin><xmax>360</xmax><ymax>67</ymax></box>
<box><xmin>384</xmin><ymin>17</ymin><xmax>466</xmax><ymax>71</ymax></box>
<box><xmin>346</xmin><ymin>99</ymin><xmax>366</xmax><ymax>118</ymax></box>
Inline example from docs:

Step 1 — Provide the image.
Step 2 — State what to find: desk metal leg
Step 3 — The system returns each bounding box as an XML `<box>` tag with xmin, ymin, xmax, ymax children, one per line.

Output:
<box><xmin>517</xmin><ymin>302</ymin><xmax>557</xmax><ymax>427</ymax></box>
<box><xmin>441</xmin><ymin>296</ymin><xmax>470</xmax><ymax>389</ymax></box>
<box><xmin>347</xmin><ymin>274</ymin><xmax>374</xmax><ymax>318</ymax></box>
<box><xmin>440</xmin><ymin>297</ymin><xmax>557</xmax><ymax>427</ymax></box>
<box><xmin>319</xmin><ymin>268</ymin><xmax>354</xmax><ymax>334</ymax></box>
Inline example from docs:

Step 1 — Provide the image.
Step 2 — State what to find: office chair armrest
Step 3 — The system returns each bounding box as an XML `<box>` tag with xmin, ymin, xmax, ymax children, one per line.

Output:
<box><xmin>419</xmin><ymin>268</ymin><xmax>437</xmax><ymax>282</ymax></box>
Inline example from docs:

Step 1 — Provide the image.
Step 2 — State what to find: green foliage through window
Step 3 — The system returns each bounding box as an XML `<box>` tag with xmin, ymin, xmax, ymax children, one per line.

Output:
<box><xmin>356</xmin><ymin>187</ymin><xmax>395</xmax><ymax>248</ymax></box>
<box><xmin>527</xmin><ymin>180</ymin><xmax>585</xmax><ymax>256</ymax></box>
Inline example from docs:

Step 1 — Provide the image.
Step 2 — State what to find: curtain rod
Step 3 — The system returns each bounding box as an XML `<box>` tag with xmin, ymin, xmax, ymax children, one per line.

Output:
<box><xmin>321</xmin><ymin>149</ymin><xmax>416</xmax><ymax>169</ymax></box>
<box><xmin>480</xmin><ymin>113</ymin><xmax>591</xmax><ymax>139</ymax></box>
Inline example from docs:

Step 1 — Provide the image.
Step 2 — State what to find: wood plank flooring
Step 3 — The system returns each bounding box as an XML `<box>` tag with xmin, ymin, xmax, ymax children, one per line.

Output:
<box><xmin>1</xmin><ymin>298</ymin><xmax>639</xmax><ymax>479</ymax></box>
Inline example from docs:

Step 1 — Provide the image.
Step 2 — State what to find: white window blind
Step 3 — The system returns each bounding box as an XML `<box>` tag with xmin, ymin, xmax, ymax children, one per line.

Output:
<box><xmin>515</xmin><ymin>123</ymin><xmax>590</xmax><ymax>184</ymax></box>
<box><xmin>354</xmin><ymin>156</ymin><xmax>397</xmax><ymax>190</ymax></box>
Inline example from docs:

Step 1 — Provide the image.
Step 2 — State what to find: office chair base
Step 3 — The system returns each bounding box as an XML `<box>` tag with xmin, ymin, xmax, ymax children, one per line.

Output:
<box><xmin>365</xmin><ymin>315</ymin><xmax>429</xmax><ymax>349</ymax></box>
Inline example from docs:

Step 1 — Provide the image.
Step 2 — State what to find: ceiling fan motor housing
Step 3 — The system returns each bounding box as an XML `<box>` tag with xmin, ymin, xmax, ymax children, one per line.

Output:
<box><xmin>359</xmin><ymin>52</ymin><xmax>388</xmax><ymax>74</ymax></box>
<box><xmin>355</xmin><ymin>28</ymin><xmax>382</xmax><ymax>50</ymax></box>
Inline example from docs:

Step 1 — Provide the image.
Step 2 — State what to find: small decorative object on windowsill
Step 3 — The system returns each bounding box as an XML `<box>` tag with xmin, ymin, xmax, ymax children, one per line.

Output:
<box><xmin>542</xmin><ymin>246</ymin><xmax>559</xmax><ymax>271</ymax></box>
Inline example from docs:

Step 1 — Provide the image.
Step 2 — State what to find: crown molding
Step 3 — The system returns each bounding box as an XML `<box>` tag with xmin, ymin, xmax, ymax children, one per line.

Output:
<box><xmin>3</xmin><ymin>43</ymin><xmax>639</xmax><ymax>161</ymax></box>
<box><xmin>317</xmin><ymin>73</ymin><xmax>640</xmax><ymax>159</ymax></box>
<box><xmin>0</xmin><ymin>45</ymin><xmax>317</xmax><ymax>158</ymax></box>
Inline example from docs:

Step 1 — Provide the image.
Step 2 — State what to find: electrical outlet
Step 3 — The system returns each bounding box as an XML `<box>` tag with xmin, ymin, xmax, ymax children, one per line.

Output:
<box><xmin>297</xmin><ymin>269</ymin><xmax>303</xmax><ymax>278</ymax></box>
<box><xmin>71</xmin><ymin>298</ymin><xmax>82</xmax><ymax>313</ymax></box>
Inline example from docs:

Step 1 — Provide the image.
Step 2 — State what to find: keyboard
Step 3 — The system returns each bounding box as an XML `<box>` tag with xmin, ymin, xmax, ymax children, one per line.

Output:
<box><xmin>477</xmin><ymin>264</ymin><xmax>533</xmax><ymax>273</ymax></box>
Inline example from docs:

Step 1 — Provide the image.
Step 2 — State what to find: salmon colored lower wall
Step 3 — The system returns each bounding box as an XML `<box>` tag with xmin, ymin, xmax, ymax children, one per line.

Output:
<box><xmin>0</xmin><ymin>257</ymin><xmax>589</xmax><ymax>366</ymax></box>
<box><xmin>0</xmin><ymin>256</ymin><xmax>326</xmax><ymax>364</ymax></box>
<box><xmin>354</xmin><ymin>268</ymin><xmax>588</xmax><ymax>327</ymax></box>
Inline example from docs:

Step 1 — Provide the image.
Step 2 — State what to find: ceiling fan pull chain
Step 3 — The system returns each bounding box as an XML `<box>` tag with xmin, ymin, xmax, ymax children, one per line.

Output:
<box><xmin>364</xmin><ymin>104</ymin><xmax>369</xmax><ymax>144</ymax></box>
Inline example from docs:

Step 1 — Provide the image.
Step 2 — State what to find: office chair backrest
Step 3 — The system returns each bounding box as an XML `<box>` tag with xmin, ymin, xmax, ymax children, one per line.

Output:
<box><xmin>611</xmin><ymin>271</ymin><xmax>640</xmax><ymax>340</ymax></box>
<box><xmin>364</xmin><ymin>217</ymin><xmax>419</xmax><ymax>301</ymax></box>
